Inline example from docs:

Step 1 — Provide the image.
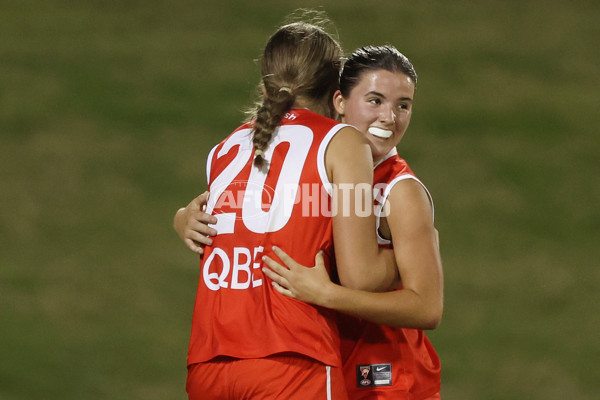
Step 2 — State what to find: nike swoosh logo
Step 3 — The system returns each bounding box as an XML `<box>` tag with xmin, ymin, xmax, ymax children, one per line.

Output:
<box><xmin>376</xmin><ymin>367</ymin><xmax>386</xmax><ymax>371</ymax></box>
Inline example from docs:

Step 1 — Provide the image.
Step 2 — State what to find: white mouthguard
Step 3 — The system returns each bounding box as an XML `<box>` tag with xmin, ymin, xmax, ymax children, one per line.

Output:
<box><xmin>368</xmin><ymin>127</ymin><xmax>393</xmax><ymax>138</ymax></box>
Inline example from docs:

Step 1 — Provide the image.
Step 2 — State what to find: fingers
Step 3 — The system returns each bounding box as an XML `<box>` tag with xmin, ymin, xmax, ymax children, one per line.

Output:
<box><xmin>184</xmin><ymin>239</ymin><xmax>205</xmax><ymax>255</ymax></box>
<box><xmin>261</xmin><ymin>263</ymin><xmax>285</xmax><ymax>284</ymax></box>
<box><xmin>272</xmin><ymin>246</ymin><xmax>297</xmax><ymax>269</ymax></box>
<box><xmin>196</xmin><ymin>191</ymin><xmax>211</xmax><ymax>212</ymax></box>
<box><xmin>186</xmin><ymin>229</ymin><xmax>214</xmax><ymax>247</ymax></box>
<box><xmin>262</xmin><ymin>255</ymin><xmax>289</xmax><ymax>276</ymax></box>
<box><xmin>197</xmin><ymin>191</ymin><xmax>210</xmax><ymax>205</ymax></box>
<box><xmin>270</xmin><ymin>280</ymin><xmax>294</xmax><ymax>299</ymax></box>
<box><xmin>190</xmin><ymin>191</ymin><xmax>210</xmax><ymax>211</ymax></box>
<box><xmin>189</xmin><ymin>213</ymin><xmax>218</xmax><ymax>236</ymax></box>
<box><xmin>261</xmin><ymin>259</ymin><xmax>295</xmax><ymax>299</ymax></box>
<box><xmin>197</xmin><ymin>213</ymin><xmax>218</xmax><ymax>229</ymax></box>
<box><xmin>182</xmin><ymin>213</ymin><xmax>216</xmax><ymax>254</ymax></box>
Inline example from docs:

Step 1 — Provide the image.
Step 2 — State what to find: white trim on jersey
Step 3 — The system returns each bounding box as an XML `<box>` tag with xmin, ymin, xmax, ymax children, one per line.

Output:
<box><xmin>317</xmin><ymin>124</ymin><xmax>352</xmax><ymax>196</ymax></box>
<box><xmin>326</xmin><ymin>365</ymin><xmax>332</xmax><ymax>400</ymax></box>
<box><xmin>205</xmin><ymin>144</ymin><xmax>218</xmax><ymax>187</ymax></box>
<box><xmin>376</xmin><ymin>174</ymin><xmax>434</xmax><ymax>246</ymax></box>
<box><xmin>374</xmin><ymin>147</ymin><xmax>398</xmax><ymax>169</ymax></box>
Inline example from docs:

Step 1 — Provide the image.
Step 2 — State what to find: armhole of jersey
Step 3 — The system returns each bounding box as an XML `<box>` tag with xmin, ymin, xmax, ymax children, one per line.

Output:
<box><xmin>317</xmin><ymin>123</ymin><xmax>351</xmax><ymax>195</ymax></box>
<box><xmin>376</xmin><ymin>175</ymin><xmax>435</xmax><ymax>245</ymax></box>
<box><xmin>205</xmin><ymin>144</ymin><xmax>218</xmax><ymax>187</ymax></box>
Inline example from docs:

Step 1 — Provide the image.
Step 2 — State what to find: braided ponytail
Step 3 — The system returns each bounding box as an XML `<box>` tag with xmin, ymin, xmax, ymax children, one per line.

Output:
<box><xmin>252</xmin><ymin>88</ymin><xmax>296</xmax><ymax>168</ymax></box>
<box><xmin>246</xmin><ymin>17</ymin><xmax>343</xmax><ymax>169</ymax></box>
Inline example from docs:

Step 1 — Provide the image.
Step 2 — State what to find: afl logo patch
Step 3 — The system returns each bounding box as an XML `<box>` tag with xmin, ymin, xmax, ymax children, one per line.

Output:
<box><xmin>356</xmin><ymin>363</ymin><xmax>392</xmax><ymax>387</ymax></box>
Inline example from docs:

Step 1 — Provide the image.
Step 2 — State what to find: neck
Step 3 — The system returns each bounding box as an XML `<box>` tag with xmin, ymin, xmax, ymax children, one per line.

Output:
<box><xmin>293</xmin><ymin>97</ymin><xmax>332</xmax><ymax>119</ymax></box>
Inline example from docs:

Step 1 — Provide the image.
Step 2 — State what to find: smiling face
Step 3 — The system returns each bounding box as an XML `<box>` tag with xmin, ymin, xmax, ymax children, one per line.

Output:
<box><xmin>334</xmin><ymin>69</ymin><xmax>415</xmax><ymax>163</ymax></box>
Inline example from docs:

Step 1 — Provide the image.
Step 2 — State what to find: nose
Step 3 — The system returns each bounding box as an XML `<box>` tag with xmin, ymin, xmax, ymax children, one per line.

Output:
<box><xmin>379</xmin><ymin>104</ymin><xmax>395</xmax><ymax>125</ymax></box>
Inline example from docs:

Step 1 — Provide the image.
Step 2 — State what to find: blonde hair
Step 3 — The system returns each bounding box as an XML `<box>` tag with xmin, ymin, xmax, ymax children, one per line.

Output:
<box><xmin>248</xmin><ymin>15</ymin><xmax>343</xmax><ymax>168</ymax></box>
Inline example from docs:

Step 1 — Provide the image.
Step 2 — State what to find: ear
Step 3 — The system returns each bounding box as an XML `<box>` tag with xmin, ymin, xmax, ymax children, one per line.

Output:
<box><xmin>333</xmin><ymin>90</ymin><xmax>345</xmax><ymax>116</ymax></box>
<box><xmin>261</xmin><ymin>84</ymin><xmax>268</xmax><ymax>99</ymax></box>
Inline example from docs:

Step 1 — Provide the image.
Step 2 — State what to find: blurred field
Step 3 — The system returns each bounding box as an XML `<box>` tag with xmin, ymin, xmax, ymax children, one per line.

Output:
<box><xmin>1</xmin><ymin>0</ymin><xmax>598</xmax><ymax>399</ymax></box>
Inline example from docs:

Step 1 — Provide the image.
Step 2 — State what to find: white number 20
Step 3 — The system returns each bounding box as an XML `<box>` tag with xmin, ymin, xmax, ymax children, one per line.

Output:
<box><xmin>205</xmin><ymin>126</ymin><xmax>313</xmax><ymax>234</ymax></box>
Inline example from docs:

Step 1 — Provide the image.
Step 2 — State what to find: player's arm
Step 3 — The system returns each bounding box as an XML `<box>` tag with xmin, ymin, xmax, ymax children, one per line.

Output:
<box><xmin>325</xmin><ymin>126</ymin><xmax>398</xmax><ymax>292</ymax></box>
<box><xmin>173</xmin><ymin>192</ymin><xmax>218</xmax><ymax>255</ymax></box>
<box><xmin>262</xmin><ymin>180</ymin><xmax>443</xmax><ymax>329</ymax></box>
<box><xmin>357</xmin><ymin>179</ymin><xmax>444</xmax><ymax>328</ymax></box>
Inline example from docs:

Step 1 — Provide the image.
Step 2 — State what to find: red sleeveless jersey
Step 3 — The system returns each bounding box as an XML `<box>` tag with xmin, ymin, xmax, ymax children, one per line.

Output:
<box><xmin>187</xmin><ymin>109</ymin><xmax>349</xmax><ymax>367</ymax></box>
<box><xmin>339</xmin><ymin>149</ymin><xmax>441</xmax><ymax>399</ymax></box>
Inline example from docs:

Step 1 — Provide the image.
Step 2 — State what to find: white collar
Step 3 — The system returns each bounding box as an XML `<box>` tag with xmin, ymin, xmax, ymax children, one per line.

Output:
<box><xmin>373</xmin><ymin>148</ymin><xmax>398</xmax><ymax>169</ymax></box>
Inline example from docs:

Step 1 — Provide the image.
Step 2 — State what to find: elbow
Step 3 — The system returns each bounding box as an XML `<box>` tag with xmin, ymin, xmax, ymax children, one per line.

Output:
<box><xmin>404</xmin><ymin>296</ymin><xmax>443</xmax><ymax>330</ymax></box>
<box><xmin>422</xmin><ymin>315</ymin><xmax>442</xmax><ymax>330</ymax></box>
<box><xmin>421</xmin><ymin>302</ymin><xmax>444</xmax><ymax>330</ymax></box>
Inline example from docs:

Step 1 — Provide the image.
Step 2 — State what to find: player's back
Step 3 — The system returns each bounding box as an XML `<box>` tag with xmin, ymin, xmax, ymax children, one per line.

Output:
<box><xmin>188</xmin><ymin>108</ymin><xmax>349</xmax><ymax>367</ymax></box>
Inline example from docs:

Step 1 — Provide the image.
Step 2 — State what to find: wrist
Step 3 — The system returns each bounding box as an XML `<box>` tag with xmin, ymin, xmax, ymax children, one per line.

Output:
<box><xmin>319</xmin><ymin>281</ymin><xmax>341</xmax><ymax>309</ymax></box>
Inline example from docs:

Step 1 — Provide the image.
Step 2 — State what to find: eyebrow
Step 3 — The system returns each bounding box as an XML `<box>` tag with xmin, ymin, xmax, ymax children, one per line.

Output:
<box><xmin>366</xmin><ymin>91</ymin><xmax>413</xmax><ymax>102</ymax></box>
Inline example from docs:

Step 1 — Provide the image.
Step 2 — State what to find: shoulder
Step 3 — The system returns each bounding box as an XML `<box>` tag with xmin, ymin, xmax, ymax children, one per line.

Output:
<box><xmin>386</xmin><ymin>178</ymin><xmax>434</xmax><ymax>225</ymax></box>
<box><xmin>324</xmin><ymin>126</ymin><xmax>373</xmax><ymax>183</ymax></box>
<box><xmin>326</xmin><ymin>126</ymin><xmax>371</xmax><ymax>164</ymax></box>
<box><xmin>388</xmin><ymin>178</ymin><xmax>429</xmax><ymax>203</ymax></box>
<box><xmin>382</xmin><ymin>156</ymin><xmax>431</xmax><ymax>210</ymax></box>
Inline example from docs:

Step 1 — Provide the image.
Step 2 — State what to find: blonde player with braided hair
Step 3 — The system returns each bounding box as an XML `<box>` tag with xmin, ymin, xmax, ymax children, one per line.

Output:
<box><xmin>180</xmin><ymin>14</ymin><xmax>395</xmax><ymax>400</ymax></box>
<box><xmin>249</xmin><ymin>20</ymin><xmax>340</xmax><ymax>169</ymax></box>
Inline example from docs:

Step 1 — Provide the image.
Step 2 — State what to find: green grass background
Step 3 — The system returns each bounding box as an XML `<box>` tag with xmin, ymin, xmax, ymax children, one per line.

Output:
<box><xmin>1</xmin><ymin>0</ymin><xmax>598</xmax><ymax>398</ymax></box>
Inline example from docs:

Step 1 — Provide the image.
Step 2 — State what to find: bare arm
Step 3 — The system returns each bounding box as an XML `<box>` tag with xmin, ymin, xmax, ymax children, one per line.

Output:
<box><xmin>262</xmin><ymin>180</ymin><xmax>443</xmax><ymax>329</ymax></box>
<box><xmin>352</xmin><ymin>179</ymin><xmax>444</xmax><ymax>328</ymax></box>
<box><xmin>325</xmin><ymin>127</ymin><xmax>398</xmax><ymax>291</ymax></box>
<box><xmin>173</xmin><ymin>191</ymin><xmax>218</xmax><ymax>255</ymax></box>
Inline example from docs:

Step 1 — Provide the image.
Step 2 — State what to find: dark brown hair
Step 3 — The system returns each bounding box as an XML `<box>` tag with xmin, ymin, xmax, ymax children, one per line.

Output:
<box><xmin>340</xmin><ymin>45</ymin><xmax>417</xmax><ymax>98</ymax></box>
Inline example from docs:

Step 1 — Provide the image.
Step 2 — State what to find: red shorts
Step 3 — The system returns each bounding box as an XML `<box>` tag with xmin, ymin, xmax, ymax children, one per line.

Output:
<box><xmin>187</xmin><ymin>354</ymin><xmax>348</xmax><ymax>400</ymax></box>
